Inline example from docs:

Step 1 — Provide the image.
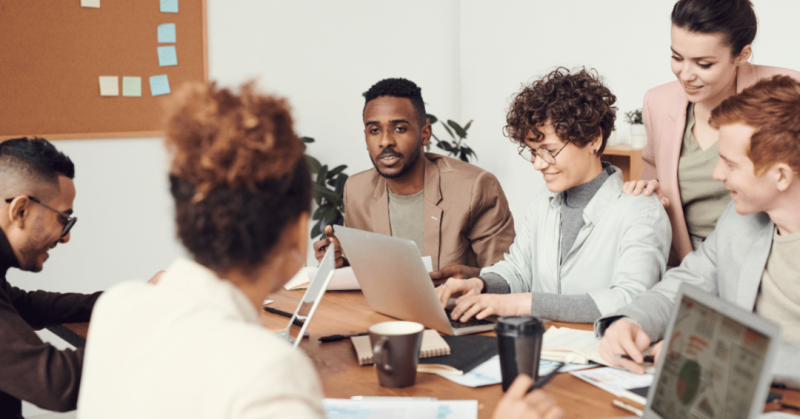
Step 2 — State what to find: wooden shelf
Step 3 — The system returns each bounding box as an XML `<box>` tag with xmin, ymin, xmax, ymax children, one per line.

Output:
<box><xmin>602</xmin><ymin>144</ymin><xmax>644</xmax><ymax>182</ymax></box>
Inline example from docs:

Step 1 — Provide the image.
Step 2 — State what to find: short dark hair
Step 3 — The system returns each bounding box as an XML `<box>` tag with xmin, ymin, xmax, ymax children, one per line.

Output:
<box><xmin>504</xmin><ymin>67</ymin><xmax>617</xmax><ymax>154</ymax></box>
<box><xmin>166</xmin><ymin>81</ymin><xmax>312</xmax><ymax>275</ymax></box>
<box><xmin>363</xmin><ymin>78</ymin><xmax>427</xmax><ymax>126</ymax></box>
<box><xmin>0</xmin><ymin>137</ymin><xmax>75</xmax><ymax>182</ymax></box>
<box><xmin>672</xmin><ymin>0</ymin><xmax>757</xmax><ymax>57</ymax></box>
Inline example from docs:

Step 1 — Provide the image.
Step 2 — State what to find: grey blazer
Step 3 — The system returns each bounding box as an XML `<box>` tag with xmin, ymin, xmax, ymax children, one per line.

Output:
<box><xmin>595</xmin><ymin>201</ymin><xmax>800</xmax><ymax>388</ymax></box>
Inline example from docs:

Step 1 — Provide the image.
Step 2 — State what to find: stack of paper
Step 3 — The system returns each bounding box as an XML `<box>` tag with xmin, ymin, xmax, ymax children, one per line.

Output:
<box><xmin>541</xmin><ymin>326</ymin><xmax>604</xmax><ymax>364</ymax></box>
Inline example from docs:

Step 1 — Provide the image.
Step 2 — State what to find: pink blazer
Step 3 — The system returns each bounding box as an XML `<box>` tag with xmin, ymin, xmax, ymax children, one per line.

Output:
<box><xmin>641</xmin><ymin>63</ymin><xmax>800</xmax><ymax>264</ymax></box>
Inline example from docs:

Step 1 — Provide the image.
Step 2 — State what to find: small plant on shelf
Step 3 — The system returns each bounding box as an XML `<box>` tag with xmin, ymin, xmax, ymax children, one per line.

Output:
<box><xmin>624</xmin><ymin>109</ymin><xmax>643</xmax><ymax>125</ymax></box>
<box><xmin>426</xmin><ymin>114</ymin><xmax>477</xmax><ymax>163</ymax></box>
<box><xmin>302</xmin><ymin>137</ymin><xmax>347</xmax><ymax>239</ymax></box>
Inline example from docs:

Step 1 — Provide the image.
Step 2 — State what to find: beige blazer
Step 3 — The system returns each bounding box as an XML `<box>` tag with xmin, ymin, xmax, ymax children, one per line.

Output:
<box><xmin>641</xmin><ymin>63</ymin><xmax>800</xmax><ymax>264</ymax></box>
<box><xmin>343</xmin><ymin>153</ymin><xmax>515</xmax><ymax>271</ymax></box>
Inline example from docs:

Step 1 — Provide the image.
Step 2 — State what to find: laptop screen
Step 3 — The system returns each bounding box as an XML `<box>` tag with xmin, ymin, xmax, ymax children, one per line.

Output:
<box><xmin>650</xmin><ymin>294</ymin><xmax>771</xmax><ymax>419</ymax></box>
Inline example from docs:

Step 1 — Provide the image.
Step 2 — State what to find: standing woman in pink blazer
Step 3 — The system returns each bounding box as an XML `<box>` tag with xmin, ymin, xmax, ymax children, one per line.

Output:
<box><xmin>626</xmin><ymin>0</ymin><xmax>800</xmax><ymax>265</ymax></box>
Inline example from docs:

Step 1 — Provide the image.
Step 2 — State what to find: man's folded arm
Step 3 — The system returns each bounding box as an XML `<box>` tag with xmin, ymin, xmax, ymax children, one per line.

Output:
<box><xmin>8</xmin><ymin>286</ymin><xmax>101</xmax><ymax>330</ymax></box>
<box><xmin>0</xmin><ymin>300</ymin><xmax>85</xmax><ymax>412</ymax></box>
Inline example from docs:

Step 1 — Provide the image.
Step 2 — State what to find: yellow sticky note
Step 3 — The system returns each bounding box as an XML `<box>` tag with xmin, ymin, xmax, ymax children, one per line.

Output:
<box><xmin>99</xmin><ymin>76</ymin><xmax>119</xmax><ymax>96</ymax></box>
<box><xmin>122</xmin><ymin>77</ymin><xmax>142</xmax><ymax>97</ymax></box>
<box><xmin>81</xmin><ymin>0</ymin><xmax>100</xmax><ymax>8</ymax></box>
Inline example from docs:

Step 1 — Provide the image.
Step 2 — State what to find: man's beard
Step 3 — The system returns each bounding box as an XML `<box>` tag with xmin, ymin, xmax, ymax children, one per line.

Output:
<box><xmin>371</xmin><ymin>143</ymin><xmax>422</xmax><ymax>179</ymax></box>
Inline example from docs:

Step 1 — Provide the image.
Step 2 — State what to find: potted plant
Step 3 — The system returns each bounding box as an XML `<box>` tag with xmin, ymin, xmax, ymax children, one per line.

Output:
<box><xmin>625</xmin><ymin>109</ymin><xmax>646</xmax><ymax>149</ymax></box>
<box><xmin>302</xmin><ymin>137</ymin><xmax>348</xmax><ymax>239</ymax></box>
<box><xmin>426</xmin><ymin>114</ymin><xmax>478</xmax><ymax>163</ymax></box>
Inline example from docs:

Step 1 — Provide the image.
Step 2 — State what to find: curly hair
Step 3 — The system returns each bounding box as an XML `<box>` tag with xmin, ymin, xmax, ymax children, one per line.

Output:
<box><xmin>165</xmin><ymin>81</ymin><xmax>312</xmax><ymax>274</ymax></box>
<box><xmin>363</xmin><ymin>78</ymin><xmax>427</xmax><ymax>126</ymax></box>
<box><xmin>504</xmin><ymin>67</ymin><xmax>617</xmax><ymax>155</ymax></box>
<box><xmin>710</xmin><ymin>75</ymin><xmax>800</xmax><ymax>176</ymax></box>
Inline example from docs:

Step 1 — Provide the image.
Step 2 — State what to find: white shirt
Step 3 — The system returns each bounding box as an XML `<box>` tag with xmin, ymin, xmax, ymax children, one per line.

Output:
<box><xmin>77</xmin><ymin>258</ymin><xmax>324</xmax><ymax>419</ymax></box>
<box><xmin>481</xmin><ymin>168</ymin><xmax>672</xmax><ymax>315</ymax></box>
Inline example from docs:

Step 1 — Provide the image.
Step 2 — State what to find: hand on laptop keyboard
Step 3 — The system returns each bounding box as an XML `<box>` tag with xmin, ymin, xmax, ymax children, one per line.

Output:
<box><xmin>447</xmin><ymin>293</ymin><xmax>533</xmax><ymax>323</ymax></box>
<box><xmin>444</xmin><ymin>308</ymin><xmax>494</xmax><ymax>328</ymax></box>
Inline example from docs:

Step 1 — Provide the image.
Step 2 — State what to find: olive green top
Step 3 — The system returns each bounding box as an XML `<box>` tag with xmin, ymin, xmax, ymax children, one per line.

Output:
<box><xmin>387</xmin><ymin>188</ymin><xmax>425</xmax><ymax>255</ymax></box>
<box><xmin>678</xmin><ymin>103</ymin><xmax>731</xmax><ymax>238</ymax></box>
<box><xmin>755</xmin><ymin>227</ymin><xmax>800</xmax><ymax>345</ymax></box>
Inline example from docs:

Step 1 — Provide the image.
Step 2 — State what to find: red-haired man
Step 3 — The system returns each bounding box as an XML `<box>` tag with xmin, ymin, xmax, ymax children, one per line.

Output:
<box><xmin>597</xmin><ymin>75</ymin><xmax>800</xmax><ymax>388</ymax></box>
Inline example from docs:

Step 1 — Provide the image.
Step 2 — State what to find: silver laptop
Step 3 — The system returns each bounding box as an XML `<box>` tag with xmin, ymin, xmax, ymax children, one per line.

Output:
<box><xmin>280</xmin><ymin>246</ymin><xmax>336</xmax><ymax>348</ymax></box>
<box><xmin>334</xmin><ymin>225</ymin><xmax>495</xmax><ymax>336</ymax></box>
<box><xmin>612</xmin><ymin>283</ymin><xmax>782</xmax><ymax>419</ymax></box>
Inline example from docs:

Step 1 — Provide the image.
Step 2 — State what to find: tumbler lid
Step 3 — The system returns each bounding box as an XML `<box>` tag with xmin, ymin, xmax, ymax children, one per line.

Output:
<box><xmin>495</xmin><ymin>316</ymin><xmax>545</xmax><ymax>337</ymax></box>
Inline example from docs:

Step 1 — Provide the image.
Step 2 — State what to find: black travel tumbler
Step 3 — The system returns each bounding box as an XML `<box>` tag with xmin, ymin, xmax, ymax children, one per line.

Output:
<box><xmin>496</xmin><ymin>316</ymin><xmax>545</xmax><ymax>391</ymax></box>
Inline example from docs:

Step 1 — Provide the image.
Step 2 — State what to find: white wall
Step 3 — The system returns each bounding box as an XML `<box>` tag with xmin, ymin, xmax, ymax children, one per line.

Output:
<box><xmin>8</xmin><ymin>0</ymin><xmax>800</xmax><ymax>294</ymax></box>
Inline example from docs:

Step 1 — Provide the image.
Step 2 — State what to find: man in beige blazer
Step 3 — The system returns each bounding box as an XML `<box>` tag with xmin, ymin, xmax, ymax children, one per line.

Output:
<box><xmin>313</xmin><ymin>78</ymin><xmax>515</xmax><ymax>275</ymax></box>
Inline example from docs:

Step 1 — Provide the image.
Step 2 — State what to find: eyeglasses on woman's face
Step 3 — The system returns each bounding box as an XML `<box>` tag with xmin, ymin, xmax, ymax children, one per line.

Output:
<box><xmin>4</xmin><ymin>196</ymin><xmax>77</xmax><ymax>238</ymax></box>
<box><xmin>518</xmin><ymin>141</ymin><xmax>570</xmax><ymax>165</ymax></box>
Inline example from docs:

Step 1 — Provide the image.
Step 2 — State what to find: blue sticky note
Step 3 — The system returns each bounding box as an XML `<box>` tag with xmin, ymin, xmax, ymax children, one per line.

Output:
<box><xmin>149</xmin><ymin>75</ymin><xmax>171</xmax><ymax>96</ymax></box>
<box><xmin>157</xmin><ymin>46</ymin><xmax>177</xmax><ymax>66</ymax></box>
<box><xmin>160</xmin><ymin>0</ymin><xmax>178</xmax><ymax>13</ymax></box>
<box><xmin>158</xmin><ymin>23</ymin><xmax>176</xmax><ymax>43</ymax></box>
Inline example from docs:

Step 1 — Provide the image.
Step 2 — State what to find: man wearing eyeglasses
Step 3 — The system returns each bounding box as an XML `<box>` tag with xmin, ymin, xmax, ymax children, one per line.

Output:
<box><xmin>0</xmin><ymin>137</ymin><xmax>97</xmax><ymax>418</ymax></box>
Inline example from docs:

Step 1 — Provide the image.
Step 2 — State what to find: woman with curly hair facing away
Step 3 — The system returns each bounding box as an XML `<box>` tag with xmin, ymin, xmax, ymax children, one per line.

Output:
<box><xmin>436</xmin><ymin>68</ymin><xmax>672</xmax><ymax>324</ymax></box>
<box><xmin>75</xmin><ymin>81</ymin><xmax>563</xmax><ymax>419</ymax></box>
<box><xmin>75</xmin><ymin>82</ymin><xmax>322</xmax><ymax>418</ymax></box>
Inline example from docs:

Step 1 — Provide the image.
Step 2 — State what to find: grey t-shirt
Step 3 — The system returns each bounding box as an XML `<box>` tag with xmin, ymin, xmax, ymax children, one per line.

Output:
<box><xmin>388</xmin><ymin>188</ymin><xmax>425</xmax><ymax>255</ymax></box>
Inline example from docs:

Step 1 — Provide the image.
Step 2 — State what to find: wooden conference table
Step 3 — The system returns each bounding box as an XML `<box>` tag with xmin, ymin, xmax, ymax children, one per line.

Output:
<box><xmin>61</xmin><ymin>289</ymin><xmax>799</xmax><ymax>419</ymax></box>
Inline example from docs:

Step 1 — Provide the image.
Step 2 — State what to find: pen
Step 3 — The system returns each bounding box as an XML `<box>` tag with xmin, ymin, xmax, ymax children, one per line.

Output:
<box><xmin>615</xmin><ymin>354</ymin><xmax>655</xmax><ymax>363</ymax></box>
<box><xmin>527</xmin><ymin>362</ymin><xmax>564</xmax><ymax>393</ymax></box>
<box><xmin>319</xmin><ymin>332</ymin><xmax>368</xmax><ymax>343</ymax></box>
<box><xmin>263</xmin><ymin>306</ymin><xmax>304</xmax><ymax>327</ymax></box>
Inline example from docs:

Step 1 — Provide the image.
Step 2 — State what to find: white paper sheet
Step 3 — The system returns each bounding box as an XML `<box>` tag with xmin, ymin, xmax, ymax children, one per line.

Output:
<box><xmin>570</xmin><ymin>367</ymin><xmax>654</xmax><ymax>397</ymax></box>
<box><xmin>440</xmin><ymin>355</ymin><xmax>600</xmax><ymax>388</ymax></box>
<box><xmin>323</xmin><ymin>399</ymin><xmax>476</xmax><ymax>419</ymax></box>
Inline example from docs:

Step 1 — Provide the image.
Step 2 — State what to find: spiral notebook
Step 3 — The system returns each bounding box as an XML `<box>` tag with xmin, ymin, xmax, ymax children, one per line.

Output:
<box><xmin>351</xmin><ymin>330</ymin><xmax>450</xmax><ymax>366</ymax></box>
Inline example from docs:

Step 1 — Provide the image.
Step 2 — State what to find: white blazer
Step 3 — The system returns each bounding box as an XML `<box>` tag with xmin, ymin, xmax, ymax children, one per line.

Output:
<box><xmin>481</xmin><ymin>166</ymin><xmax>672</xmax><ymax>316</ymax></box>
<box><xmin>78</xmin><ymin>258</ymin><xmax>324</xmax><ymax>419</ymax></box>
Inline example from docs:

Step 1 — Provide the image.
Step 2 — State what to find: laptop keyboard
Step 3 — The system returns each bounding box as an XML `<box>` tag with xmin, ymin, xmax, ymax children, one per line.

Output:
<box><xmin>445</xmin><ymin>308</ymin><xmax>495</xmax><ymax>329</ymax></box>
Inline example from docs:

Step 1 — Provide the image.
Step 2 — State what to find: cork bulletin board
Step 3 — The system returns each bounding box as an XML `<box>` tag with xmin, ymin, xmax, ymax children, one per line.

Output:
<box><xmin>0</xmin><ymin>0</ymin><xmax>208</xmax><ymax>140</ymax></box>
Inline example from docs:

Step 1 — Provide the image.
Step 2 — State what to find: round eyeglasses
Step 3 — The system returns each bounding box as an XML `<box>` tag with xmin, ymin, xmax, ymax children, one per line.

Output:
<box><xmin>518</xmin><ymin>141</ymin><xmax>569</xmax><ymax>165</ymax></box>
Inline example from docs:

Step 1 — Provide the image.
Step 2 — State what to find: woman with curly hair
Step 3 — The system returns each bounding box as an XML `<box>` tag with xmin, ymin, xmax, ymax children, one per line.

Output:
<box><xmin>436</xmin><ymin>68</ymin><xmax>672</xmax><ymax>324</ymax></box>
<box><xmin>625</xmin><ymin>0</ymin><xmax>800</xmax><ymax>264</ymax></box>
<box><xmin>75</xmin><ymin>81</ymin><xmax>563</xmax><ymax>419</ymax></box>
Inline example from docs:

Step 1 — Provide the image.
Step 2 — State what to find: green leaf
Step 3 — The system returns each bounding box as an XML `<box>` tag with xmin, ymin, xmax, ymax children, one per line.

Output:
<box><xmin>311</xmin><ymin>222</ymin><xmax>321</xmax><ymax>239</ymax></box>
<box><xmin>440</xmin><ymin>122</ymin><xmax>454</xmax><ymax>139</ymax></box>
<box><xmin>314</xmin><ymin>184</ymin><xmax>339</xmax><ymax>204</ymax></box>
<box><xmin>464</xmin><ymin>120</ymin><xmax>473</xmax><ymax>131</ymax></box>
<box><xmin>426</xmin><ymin>114</ymin><xmax>438</xmax><ymax>125</ymax></box>
<box><xmin>459</xmin><ymin>150</ymin><xmax>468</xmax><ymax>162</ymax></box>
<box><xmin>437</xmin><ymin>141</ymin><xmax>452</xmax><ymax>152</ymax></box>
<box><xmin>312</xmin><ymin>205</ymin><xmax>325</xmax><ymax>220</ymax></box>
<box><xmin>327</xmin><ymin>165</ymin><xmax>347</xmax><ymax>178</ymax></box>
<box><xmin>334</xmin><ymin>173</ymin><xmax>348</xmax><ymax>196</ymax></box>
<box><xmin>316</xmin><ymin>165</ymin><xmax>328</xmax><ymax>187</ymax></box>
<box><xmin>447</xmin><ymin>120</ymin><xmax>467</xmax><ymax>139</ymax></box>
<box><xmin>305</xmin><ymin>155</ymin><xmax>322</xmax><ymax>174</ymax></box>
<box><xmin>301</xmin><ymin>136</ymin><xmax>315</xmax><ymax>144</ymax></box>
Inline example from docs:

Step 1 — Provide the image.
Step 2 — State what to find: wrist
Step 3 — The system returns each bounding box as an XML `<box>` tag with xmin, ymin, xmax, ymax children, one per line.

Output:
<box><xmin>517</xmin><ymin>293</ymin><xmax>532</xmax><ymax>316</ymax></box>
<box><xmin>468</xmin><ymin>277</ymin><xmax>484</xmax><ymax>293</ymax></box>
